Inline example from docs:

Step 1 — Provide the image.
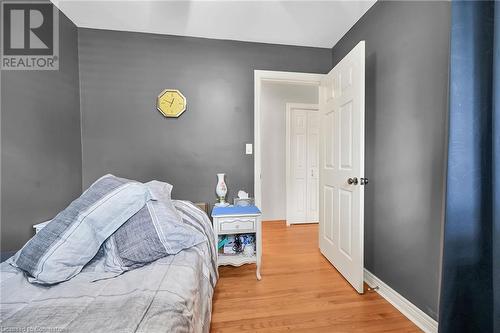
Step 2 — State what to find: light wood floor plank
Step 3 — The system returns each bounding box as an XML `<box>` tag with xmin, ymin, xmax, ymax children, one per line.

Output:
<box><xmin>211</xmin><ymin>221</ymin><xmax>421</xmax><ymax>332</ymax></box>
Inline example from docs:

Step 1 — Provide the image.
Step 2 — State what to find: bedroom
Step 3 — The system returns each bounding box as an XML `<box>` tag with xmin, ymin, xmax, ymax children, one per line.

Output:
<box><xmin>0</xmin><ymin>0</ymin><xmax>498</xmax><ymax>333</ymax></box>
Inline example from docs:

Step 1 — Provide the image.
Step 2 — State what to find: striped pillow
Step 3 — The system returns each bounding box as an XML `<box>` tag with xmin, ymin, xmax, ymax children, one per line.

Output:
<box><xmin>101</xmin><ymin>180</ymin><xmax>206</xmax><ymax>272</ymax></box>
<box><xmin>10</xmin><ymin>174</ymin><xmax>152</xmax><ymax>284</ymax></box>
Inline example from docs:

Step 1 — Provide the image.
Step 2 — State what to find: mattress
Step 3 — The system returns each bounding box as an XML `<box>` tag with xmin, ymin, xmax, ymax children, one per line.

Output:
<box><xmin>0</xmin><ymin>200</ymin><xmax>218</xmax><ymax>333</ymax></box>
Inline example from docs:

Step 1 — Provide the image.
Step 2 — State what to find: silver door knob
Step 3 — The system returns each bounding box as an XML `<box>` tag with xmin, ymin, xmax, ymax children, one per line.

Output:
<box><xmin>360</xmin><ymin>177</ymin><xmax>369</xmax><ymax>185</ymax></box>
<box><xmin>347</xmin><ymin>177</ymin><xmax>358</xmax><ymax>185</ymax></box>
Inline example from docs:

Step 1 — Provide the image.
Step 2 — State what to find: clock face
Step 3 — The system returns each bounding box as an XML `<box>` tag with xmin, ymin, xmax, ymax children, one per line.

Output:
<box><xmin>157</xmin><ymin>89</ymin><xmax>187</xmax><ymax>118</ymax></box>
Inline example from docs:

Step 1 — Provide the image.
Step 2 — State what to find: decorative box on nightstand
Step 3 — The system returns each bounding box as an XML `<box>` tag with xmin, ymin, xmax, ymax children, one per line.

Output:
<box><xmin>211</xmin><ymin>205</ymin><xmax>262</xmax><ymax>280</ymax></box>
<box><xmin>33</xmin><ymin>221</ymin><xmax>50</xmax><ymax>234</ymax></box>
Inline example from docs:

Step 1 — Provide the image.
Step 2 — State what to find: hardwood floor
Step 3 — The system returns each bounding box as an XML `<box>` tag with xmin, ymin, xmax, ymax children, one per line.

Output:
<box><xmin>210</xmin><ymin>221</ymin><xmax>421</xmax><ymax>333</ymax></box>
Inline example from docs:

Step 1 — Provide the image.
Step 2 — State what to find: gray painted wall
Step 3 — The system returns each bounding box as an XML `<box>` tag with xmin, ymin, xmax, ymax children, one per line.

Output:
<box><xmin>1</xmin><ymin>13</ymin><xmax>82</xmax><ymax>251</ymax></box>
<box><xmin>78</xmin><ymin>29</ymin><xmax>331</xmax><ymax>202</ymax></box>
<box><xmin>331</xmin><ymin>1</ymin><xmax>450</xmax><ymax>319</ymax></box>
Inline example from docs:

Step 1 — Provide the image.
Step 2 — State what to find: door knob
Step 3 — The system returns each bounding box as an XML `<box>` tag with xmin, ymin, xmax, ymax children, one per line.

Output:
<box><xmin>360</xmin><ymin>177</ymin><xmax>369</xmax><ymax>185</ymax></box>
<box><xmin>347</xmin><ymin>177</ymin><xmax>358</xmax><ymax>185</ymax></box>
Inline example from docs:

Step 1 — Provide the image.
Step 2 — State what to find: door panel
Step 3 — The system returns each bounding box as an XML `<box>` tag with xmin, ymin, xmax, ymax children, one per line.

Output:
<box><xmin>339</xmin><ymin>102</ymin><xmax>353</xmax><ymax>169</ymax></box>
<box><xmin>339</xmin><ymin>189</ymin><xmax>352</xmax><ymax>257</ymax></box>
<box><xmin>325</xmin><ymin>110</ymin><xmax>335</xmax><ymax>169</ymax></box>
<box><xmin>319</xmin><ymin>41</ymin><xmax>365</xmax><ymax>293</ymax></box>
<box><xmin>323</xmin><ymin>185</ymin><xmax>335</xmax><ymax>243</ymax></box>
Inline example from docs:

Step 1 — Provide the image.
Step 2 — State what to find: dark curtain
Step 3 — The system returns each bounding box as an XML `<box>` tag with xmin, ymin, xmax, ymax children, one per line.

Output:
<box><xmin>439</xmin><ymin>1</ymin><xmax>499</xmax><ymax>333</ymax></box>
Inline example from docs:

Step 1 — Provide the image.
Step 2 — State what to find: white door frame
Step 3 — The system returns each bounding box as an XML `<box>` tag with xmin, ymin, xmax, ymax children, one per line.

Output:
<box><xmin>254</xmin><ymin>70</ymin><xmax>324</xmax><ymax>210</ymax></box>
<box><xmin>285</xmin><ymin>103</ymin><xmax>319</xmax><ymax>226</ymax></box>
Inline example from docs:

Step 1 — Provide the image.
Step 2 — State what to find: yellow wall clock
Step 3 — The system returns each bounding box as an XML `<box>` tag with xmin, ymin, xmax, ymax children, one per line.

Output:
<box><xmin>156</xmin><ymin>89</ymin><xmax>187</xmax><ymax>118</ymax></box>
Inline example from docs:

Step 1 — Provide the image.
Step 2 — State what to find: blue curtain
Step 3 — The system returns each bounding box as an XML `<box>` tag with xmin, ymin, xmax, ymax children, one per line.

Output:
<box><xmin>439</xmin><ymin>1</ymin><xmax>499</xmax><ymax>332</ymax></box>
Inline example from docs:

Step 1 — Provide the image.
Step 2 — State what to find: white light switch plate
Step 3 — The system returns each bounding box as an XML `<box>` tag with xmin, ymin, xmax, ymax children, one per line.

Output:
<box><xmin>245</xmin><ymin>143</ymin><xmax>253</xmax><ymax>155</ymax></box>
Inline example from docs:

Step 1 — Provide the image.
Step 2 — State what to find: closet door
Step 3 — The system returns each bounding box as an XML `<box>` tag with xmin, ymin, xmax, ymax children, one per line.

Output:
<box><xmin>287</xmin><ymin>108</ymin><xmax>308</xmax><ymax>224</ymax></box>
<box><xmin>306</xmin><ymin>111</ymin><xmax>320</xmax><ymax>222</ymax></box>
<box><xmin>286</xmin><ymin>104</ymin><xmax>319</xmax><ymax>225</ymax></box>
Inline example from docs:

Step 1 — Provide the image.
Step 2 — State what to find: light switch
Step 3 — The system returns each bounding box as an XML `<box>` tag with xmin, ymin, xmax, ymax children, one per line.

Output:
<box><xmin>245</xmin><ymin>143</ymin><xmax>253</xmax><ymax>155</ymax></box>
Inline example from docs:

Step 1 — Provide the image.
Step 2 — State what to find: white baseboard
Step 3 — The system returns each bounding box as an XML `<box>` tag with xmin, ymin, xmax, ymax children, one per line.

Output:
<box><xmin>364</xmin><ymin>269</ymin><xmax>438</xmax><ymax>333</ymax></box>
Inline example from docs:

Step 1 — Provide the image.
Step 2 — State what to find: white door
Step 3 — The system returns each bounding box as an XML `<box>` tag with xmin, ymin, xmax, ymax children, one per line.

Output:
<box><xmin>319</xmin><ymin>41</ymin><xmax>365</xmax><ymax>293</ymax></box>
<box><xmin>286</xmin><ymin>103</ymin><xmax>319</xmax><ymax>225</ymax></box>
<box><xmin>306</xmin><ymin>111</ymin><xmax>320</xmax><ymax>222</ymax></box>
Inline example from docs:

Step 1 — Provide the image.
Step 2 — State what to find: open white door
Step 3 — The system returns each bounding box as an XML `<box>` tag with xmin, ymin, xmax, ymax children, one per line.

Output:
<box><xmin>319</xmin><ymin>41</ymin><xmax>365</xmax><ymax>293</ymax></box>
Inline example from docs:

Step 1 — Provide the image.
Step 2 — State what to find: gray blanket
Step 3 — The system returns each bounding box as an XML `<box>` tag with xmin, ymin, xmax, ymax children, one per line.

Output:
<box><xmin>0</xmin><ymin>201</ymin><xmax>218</xmax><ymax>333</ymax></box>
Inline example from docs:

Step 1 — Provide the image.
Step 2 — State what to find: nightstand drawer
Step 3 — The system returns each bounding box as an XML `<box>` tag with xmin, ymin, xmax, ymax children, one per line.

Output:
<box><xmin>219</xmin><ymin>217</ymin><xmax>256</xmax><ymax>233</ymax></box>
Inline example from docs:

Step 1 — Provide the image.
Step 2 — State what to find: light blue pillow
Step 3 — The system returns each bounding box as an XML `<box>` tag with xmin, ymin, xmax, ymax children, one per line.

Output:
<box><xmin>10</xmin><ymin>174</ymin><xmax>152</xmax><ymax>284</ymax></box>
<box><xmin>101</xmin><ymin>181</ymin><xmax>206</xmax><ymax>273</ymax></box>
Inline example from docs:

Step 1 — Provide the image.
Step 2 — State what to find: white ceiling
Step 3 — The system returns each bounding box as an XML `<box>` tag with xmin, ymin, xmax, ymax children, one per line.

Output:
<box><xmin>51</xmin><ymin>0</ymin><xmax>376</xmax><ymax>48</ymax></box>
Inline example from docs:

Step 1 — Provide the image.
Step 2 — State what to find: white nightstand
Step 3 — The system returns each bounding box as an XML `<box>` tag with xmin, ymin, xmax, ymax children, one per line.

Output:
<box><xmin>211</xmin><ymin>205</ymin><xmax>262</xmax><ymax>280</ymax></box>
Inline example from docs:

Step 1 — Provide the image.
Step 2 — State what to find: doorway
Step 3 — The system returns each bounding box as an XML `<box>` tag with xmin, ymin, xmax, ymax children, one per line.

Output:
<box><xmin>254</xmin><ymin>71</ymin><xmax>323</xmax><ymax>217</ymax></box>
<box><xmin>254</xmin><ymin>71</ymin><xmax>323</xmax><ymax>223</ymax></box>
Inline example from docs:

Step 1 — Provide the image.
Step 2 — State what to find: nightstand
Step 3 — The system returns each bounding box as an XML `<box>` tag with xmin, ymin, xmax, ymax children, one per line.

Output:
<box><xmin>211</xmin><ymin>205</ymin><xmax>262</xmax><ymax>280</ymax></box>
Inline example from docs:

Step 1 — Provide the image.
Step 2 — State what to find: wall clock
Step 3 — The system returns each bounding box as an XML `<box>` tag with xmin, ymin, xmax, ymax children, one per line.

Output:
<box><xmin>156</xmin><ymin>89</ymin><xmax>187</xmax><ymax>118</ymax></box>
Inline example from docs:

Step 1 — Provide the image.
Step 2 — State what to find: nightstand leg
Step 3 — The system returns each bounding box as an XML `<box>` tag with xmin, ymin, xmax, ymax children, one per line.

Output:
<box><xmin>256</xmin><ymin>256</ymin><xmax>262</xmax><ymax>280</ymax></box>
<box><xmin>256</xmin><ymin>217</ymin><xmax>262</xmax><ymax>280</ymax></box>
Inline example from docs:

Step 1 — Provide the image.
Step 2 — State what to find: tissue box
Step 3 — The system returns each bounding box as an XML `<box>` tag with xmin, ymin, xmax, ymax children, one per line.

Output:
<box><xmin>234</xmin><ymin>198</ymin><xmax>254</xmax><ymax>206</ymax></box>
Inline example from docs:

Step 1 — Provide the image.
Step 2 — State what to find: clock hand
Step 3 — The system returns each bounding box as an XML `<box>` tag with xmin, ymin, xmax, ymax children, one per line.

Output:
<box><xmin>169</xmin><ymin>98</ymin><xmax>175</xmax><ymax>107</ymax></box>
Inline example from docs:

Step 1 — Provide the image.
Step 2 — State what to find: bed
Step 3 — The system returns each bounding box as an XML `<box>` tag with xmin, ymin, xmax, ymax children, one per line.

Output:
<box><xmin>0</xmin><ymin>199</ymin><xmax>218</xmax><ymax>333</ymax></box>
